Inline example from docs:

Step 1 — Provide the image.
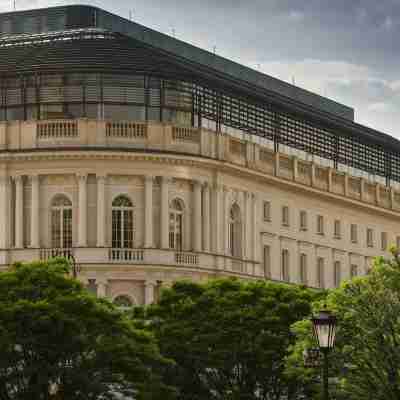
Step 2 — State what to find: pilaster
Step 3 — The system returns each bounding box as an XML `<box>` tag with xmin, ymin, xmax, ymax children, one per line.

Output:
<box><xmin>96</xmin><ymin>174</ymin><xmax>106</xmax><ymax>247</ymax></box>
<box><xmin>144</xmin><ymin>175</ymin><xmax>154</xmax><ymax>248</ymax></box>
<box><xmin>77</xmin><ymin>173</ymin><xmax>88</xmax><ymax>247</ymax></box>
<box><xmin>14</xmin><ymin>175</ymin><xmax>23</xmax><ymax>249</ymax></box>
<box><xmin>160</xmin><ymin>176</ymin><xmax>170</xmax><ymax>249</ymax></box>
<box><xmin>192</xmin><ymin>180</ymin><xmax>202</xmax><ymax>252</ymax></box>
<box><xmin>202</xmin><ymin>182</ymin><xmax>211</xmax><ymax>252</ymax></box>
<box><xmin>30</xmin><ymin>175</ymin><xmax>40</xmax><ymax>248</ymax></box>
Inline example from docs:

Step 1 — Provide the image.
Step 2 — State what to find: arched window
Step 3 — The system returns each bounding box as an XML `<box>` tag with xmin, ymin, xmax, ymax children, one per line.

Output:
<box><xmin>112</xmin><ymin>195</ymin><xmax>134</xmax><ymax>249</ymax></box>
<box><xmin>169</xmin><ymin>199</ymin><xmax>184</xmax><ymax>250</ymax></box>
<box><xmin>113</xmin><ymin>295</ymin><xmax>134</xmax><ymax>311</ymax></box>
<box><xmin>228</xmin><ymin>204</ymin><xmax>242</xmax><ymax>258</ymax></box>
<box><xmin>51</xmin><ymin>195</ymin><xmax>72</xmax><ymax>249</ymax></box>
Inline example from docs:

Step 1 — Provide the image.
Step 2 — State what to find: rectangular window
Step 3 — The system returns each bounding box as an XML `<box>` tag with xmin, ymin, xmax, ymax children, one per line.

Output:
<box><xmin>351</xmin><ymin>224</ymin><xmax>358</xmax><ymax>243</ymax></box>
<box><xmin>263</xmin><ymin>246</ymin><xmax>271</xmax><ymax>278</ymax></box>
<box><xmin>263</xmin><ymin>201</ymin><xmax>271</xmax><ymax>222</ymax></box>
<box><xmin>334</xmin><ymin>261</ymin><xmax>341</xmax><ymax>287</ymax></box>
<box><xmin>350</xmin><ymin>264</ymin><xmax>358</xmax><ymax>278</ymax></box>
<box><xmin>281</xmin><ymin>249</ymin><xmax>290</xmax><ymax>282</ymax></box>
<box><xmin>317</xmin><ymin>215</ymin><xmax>324</xmax><ymax>235</ymax></box>
<box><xmin>299</xmin><ymin>211</ymin><xmax>307</xmax><ymax>231</ymax></box>
<box><xmin>334</xmin><ymin>220</ymin><xmax>341</xmax><ymax>239</ymax></box>
<box><xmin>282</xmin><ymin>206</ymin><xmax>289</xmax><ymax>227</ymax></box>
<box><xmin>381</xmin><ymin>232</ymin><xmax>388</xmax><ymax>251</ymax></box>
<box><xmin>367</xmin><ymin>228</ymin><xmax>374</xmax><ymax>248</ymax></box>
<box><xmin>299</xmin><ymin>253</ymin><xmax>307</xmax><ymax>284</ymax></box>
<box><xmin>317</xmin><ymin>257</ymin><xmax>325</xmax><ymax>288</ymax></box>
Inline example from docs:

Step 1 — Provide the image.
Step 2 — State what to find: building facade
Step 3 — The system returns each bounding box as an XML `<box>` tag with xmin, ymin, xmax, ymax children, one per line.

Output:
<box><xmin>0</xmin><ymin>5</ymin><xmax>398</xmax><ymax>305</ymax></box>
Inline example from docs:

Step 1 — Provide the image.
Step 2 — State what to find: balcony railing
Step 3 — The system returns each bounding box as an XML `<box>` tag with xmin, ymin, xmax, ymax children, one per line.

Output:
<box><xmin>37</xmin><ymin>121</ymin><xmax>78</xmax><ymax>139</ymax></box>
<box><xmin>40</xmin><ymin>248</ymin><xmax>73</xmax><ymax>260</ymax></box>
<box><xmin>109</xmin><ymin>248</ymin><xmax>144</xmax><ymax>262</ymax></box>
<box><xmin>175</xmin><ymin>252</ymin><xmax>199</xmax><ymax>265</ymax></box>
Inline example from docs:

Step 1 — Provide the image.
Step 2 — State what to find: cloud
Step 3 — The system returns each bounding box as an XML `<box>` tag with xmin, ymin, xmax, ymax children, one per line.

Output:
<box><xmin>287</xmin><ymin>10</ymin><xmax>305</xmax><ymax>22</ymax></box>
<box><xmin>257</xmin><ymin>59</ymin><xmax>378</xmax><ymax>95</ymax></box>
<box><xmin>367</xmin><ymin>102</ymin><xmax>395</xmax><ymax>113</ymax></box>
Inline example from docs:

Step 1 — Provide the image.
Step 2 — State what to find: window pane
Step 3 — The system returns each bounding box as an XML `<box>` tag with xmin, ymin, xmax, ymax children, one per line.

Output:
<box><xmin>51</xmin><ymin>209</ymin><xmax>61</xmax><ymax>248</ymax></box>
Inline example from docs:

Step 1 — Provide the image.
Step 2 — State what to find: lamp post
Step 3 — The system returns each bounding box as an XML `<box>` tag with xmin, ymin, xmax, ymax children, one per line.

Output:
<box><xmin>312</xmin><ymin>308</ymin><xmax>337</xmax><ymax>400</ymax></box>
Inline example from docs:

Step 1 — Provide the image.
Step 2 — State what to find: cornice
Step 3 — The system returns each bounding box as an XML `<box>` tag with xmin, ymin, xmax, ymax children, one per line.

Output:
<box><xmin>2</xmin><ymin>148</ymin><xmax>400</xmax><ymax>220</ymax></box>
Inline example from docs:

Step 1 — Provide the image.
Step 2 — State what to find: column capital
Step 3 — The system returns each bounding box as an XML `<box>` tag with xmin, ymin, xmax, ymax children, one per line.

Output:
<box><xmin>160</xmin><ymin>175</ymin><xmax>172</xmax><ymax>184</ymax></box>
<box><xmin>244</xmin><ymin>191</ymin><xmax>252</xmax><ymax>200</ymax></box>
<box><xmin>192</xmin><ymin>179</ymin><xmax>203</xmax><ymax>188</ymax></box>
<box><xmin>96</xmin><ymin>277</ymin><xmax>109</xmax><ymax>285</ymax></box>
<box><xmin>77</xmin><ymin>173</ymin><xmax>88</xmax><ymax>182</ymax></box>
<box><xmin>213</xmin><ymin>182</ymin><xmax>224</xmax><ymax>192</ymax></box>
<box><xmin>96</xmin><ymin>173</ymin><xmax>107</xmax><ymax>181</ymax></box>
<box><xmin>144</xmin><ymin>280</ymin><xmax>157</xmax><ymax>287</ymax></box>
<box><xmin>30</xmin><ymin>174</ymin><xmax>40</xmax><ymax>183</ymax></box>
<box><xmin>0</xmin><ymin>175</ymin><xmax>10</xmax><ymax>185</ymax></box>
<box><xmin>144</xmin><ymin>175</ymin><xmax>154</xmax><ymax>183</ymax></box>
<box><xmin>12</xmin><ymin>175</ymin><xmax>23</xmax><ymax>183</ymax></box>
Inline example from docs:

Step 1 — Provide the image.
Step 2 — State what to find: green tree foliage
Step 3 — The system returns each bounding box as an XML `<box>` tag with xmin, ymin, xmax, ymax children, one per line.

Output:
<box><xmin>138</xmin><ymin>278</ymin><xmax>318</xmax><ymax>400</ymax></box>
<box><xmin>0</xmin><ymin>258</ymin><xmax>174</xmax><ymax>400</ymax></box>
<box><xmin>289</xmin><ymin>251</ymin><xmax>400</xmax><ymax>400</ymax></box>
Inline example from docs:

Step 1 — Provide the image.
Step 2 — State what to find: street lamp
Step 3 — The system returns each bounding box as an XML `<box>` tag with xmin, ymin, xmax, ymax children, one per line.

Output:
<box><xmin>312</xmin><ymin>307</ymin><xmax>337</xmax><ymax>400</ymax></box>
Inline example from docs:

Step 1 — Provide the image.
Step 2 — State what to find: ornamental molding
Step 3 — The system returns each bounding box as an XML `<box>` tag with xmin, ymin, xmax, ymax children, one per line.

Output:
<box><xmin>2</xmin><ymin>148</ymin><xmax>400</xmax><ymax>219</ymax></box>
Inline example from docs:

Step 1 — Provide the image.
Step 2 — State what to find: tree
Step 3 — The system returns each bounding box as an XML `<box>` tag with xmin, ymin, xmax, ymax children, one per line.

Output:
<box><xmin>138</xmin><ymin>278</ymin><xmax>318</xmax><ymax>400</ymax></box>
<box><xmin>0</xmin><ymin>258</ymin><xmax>174</xmax><ymax>400</ymax></box>
<box><xmin>288</xmin><ymin>251</ymin><xmax>400</xmax><ymax>400</ymax></box>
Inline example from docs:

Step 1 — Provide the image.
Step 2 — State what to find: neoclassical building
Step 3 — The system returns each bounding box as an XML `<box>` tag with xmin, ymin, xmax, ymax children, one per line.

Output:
<box><xmin>0</xmin><ymin>5</ymin><xmax>398</xmax><ymax>305</ymax></box>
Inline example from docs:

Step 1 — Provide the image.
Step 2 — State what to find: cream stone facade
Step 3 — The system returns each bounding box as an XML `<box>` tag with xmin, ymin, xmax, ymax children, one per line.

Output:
<box><xmin>0</xmin><ymin>5</ymin><xmax>398</xmax><ymax>307</ymax></box>
<box><xmin>0</xmin><ymin>119</ymin><xmax>396</xmax><ymax>305</ymax></box>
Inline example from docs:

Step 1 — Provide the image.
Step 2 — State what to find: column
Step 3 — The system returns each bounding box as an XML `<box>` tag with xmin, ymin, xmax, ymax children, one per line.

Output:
<box><xmin>144</xmin><ymin>280</ymin><xmax>156</xmax><ymax>305</ymax></box>
<box><xmin>97</xmin><ymin>279</ymin><xmax>107</xmax><ymax>298</ymax></box>
<box><xmin>293</xmin><ymin>156</ymin><xmax>298</xmax><ymax>181</ymax></box>
<box><xmin>0</xmin><ymin>176</ymin><xmax>10</xmax><ymax>249</ymax></box>
<box><xmin>344</xmin><ymin>174</ymin><xmax>349</xmax><ymax>196</ymax></box>
<box><xmin>211</xmin><ymin>183</ymin><xmax>223</xmax><ymax>254</ymax></box>
<box><xmin>160</xmin><ymin>176</ymin><xmax>170</xmax><ymax>249</ymax></box>
<box><xmin>244</xmin><ymin>192</ymin><xmax>252</xmax><ymax>259</ymax></box>
<box><xmin>223</xmin><ymin>187</ymin><xmax>230</xmax><ymax>255</ymax></box>
<box><xmin>327</xmin><ymin>168</ymin><xmax>333</xmax><ymax>192</ymax></box>
<box><xmin>30</xmin><ymin>175</ymin><xmax>40</xmax><ymax>248</ymax></box>
<box><xmin>202</xmin><ymin>183</ymin><xmax>210</xmax><ymax>252</ymax></box>
<box><xmin>252</xmin><ymin>193</ymin><xmax>260</xmax><ymax>262</ymax></box>
<box><xmin>77</xmin><ymin>174</ymin><xmax>88</xmax><ymax>247</ymax></box>
<box><xmin>192</xmin><ymin>180</ymin><xmax>202</xmax><ymax>252</ymax></box>
<box><xmin>144</xmin><ymin>176</ymin><xmax>154</xmax><ymax>248</ymax></box>
<box><xmin>311</xmin><ymin>163</ymin><xmax>316</xmax><ymax>186</ymax></box>
<box><xmin>96</xmin><ymin>175</ymin><xmax>106</xmax><ymax>247</ymax></box>
<box><xmin>375</xmin><ymin>183</ymin><xmax>381</xmax><ymax>205</ymax></box>
<box><xmin>360</xmin><ymin>178</ymin><xmax>365</xmax><ymax>201</ymax></box>
<box><xmin>14</xmin><ymin>175</ymin><xmax>23</xmax><ymax>249</ymax></box>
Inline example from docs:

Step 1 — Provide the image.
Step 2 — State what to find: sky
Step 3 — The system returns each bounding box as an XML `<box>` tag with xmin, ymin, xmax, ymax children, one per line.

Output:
<box><xmin>1</xmin><ymin>0</ymin><xmax>400</xmax><ymax>138</ymax></box>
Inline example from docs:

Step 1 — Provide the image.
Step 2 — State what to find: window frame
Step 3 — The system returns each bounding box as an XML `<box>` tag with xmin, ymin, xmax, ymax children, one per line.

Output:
<box><xmin>282</xmin><ymin>206</ymin><xmax>290</xmax><ymax>227</ymax></box>
<box><xmin>112</xmin><ymin>195</ymin><xmax>134</xmax><ymax>249</ymax></box>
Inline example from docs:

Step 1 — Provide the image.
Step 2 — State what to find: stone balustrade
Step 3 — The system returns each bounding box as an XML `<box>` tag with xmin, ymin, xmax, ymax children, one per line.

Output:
<box><xmin>0</xmin><ymin>119</ymin><xmax>399</xmax><ymax>212</ymax></box>
<box><xmin>0</xmin><ymin>247</ymin><xmax>263</xmax><ymax>279</ymax></box>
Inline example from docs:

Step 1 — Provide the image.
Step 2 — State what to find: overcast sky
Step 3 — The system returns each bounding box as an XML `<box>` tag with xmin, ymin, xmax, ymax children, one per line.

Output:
<box><xmin>1</xmin><ymin>0</ymin><xmax>400</xmax><ymax>138</ymax></box>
